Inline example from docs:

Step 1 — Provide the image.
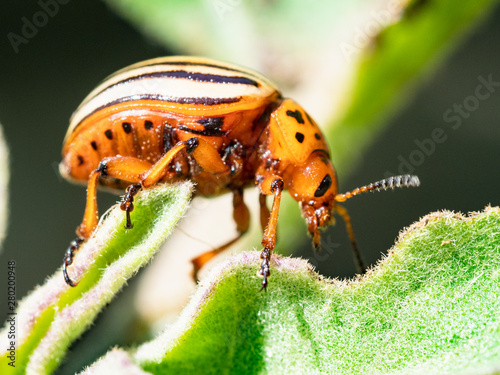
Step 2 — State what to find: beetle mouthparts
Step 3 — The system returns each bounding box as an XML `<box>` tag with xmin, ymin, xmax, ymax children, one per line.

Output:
<box><xmin>301</xmin><ymin>204</ymin><xmax>333</xmax><ymax>249</ymax></box>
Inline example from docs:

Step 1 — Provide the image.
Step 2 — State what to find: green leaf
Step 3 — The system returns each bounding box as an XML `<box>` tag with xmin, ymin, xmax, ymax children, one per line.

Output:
<box><xmin>0</xmin><ymin>182</ymin><xmax>192</xmax><ymax>374</ymax></box>
<box><xmin>85</xmin><ymin>206</ymin><xmax>500</xmax><ymax>374</ymax></box>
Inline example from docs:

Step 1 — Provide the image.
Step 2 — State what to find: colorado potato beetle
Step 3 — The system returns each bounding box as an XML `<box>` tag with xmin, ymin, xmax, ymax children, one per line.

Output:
<box><xmin>60</xmin><ymin>56</ymin><xmax>419</xmax><ymax>290</ymax></box>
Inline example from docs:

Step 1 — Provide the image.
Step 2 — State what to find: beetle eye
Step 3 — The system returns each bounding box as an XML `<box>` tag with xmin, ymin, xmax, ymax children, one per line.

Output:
<box><xmin>314</xmin><ymin>174</ymin><xmax>332</xmax><ymax>197</ymax></box>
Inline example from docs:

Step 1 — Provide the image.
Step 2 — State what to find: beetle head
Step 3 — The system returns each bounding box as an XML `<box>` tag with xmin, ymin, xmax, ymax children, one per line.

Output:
<box><xmin>286</xmin><ymin>151</ymin><xmax>338</xmax><ymax>249</ymax></box>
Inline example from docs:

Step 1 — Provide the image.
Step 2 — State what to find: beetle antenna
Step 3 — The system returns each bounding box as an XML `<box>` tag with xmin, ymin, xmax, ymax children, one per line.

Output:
<box><xmin>335</xmin><ymin>175</ymin><xmax>420</xmax><ymax>202</ymax></box>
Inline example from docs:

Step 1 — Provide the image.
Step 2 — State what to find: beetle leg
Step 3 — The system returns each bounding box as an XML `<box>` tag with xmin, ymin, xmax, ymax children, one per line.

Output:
<box><xmin>139</xmin><ymin>142</ymin><xmax>186</xmax><ymax>187</ymax></box>
<box><xmin>259</xmin><ymin>193</ymin><xmax>271</xmax><ymax>233</ymax></box>
<box><xmin>76</xmin><ymin>156</ymin><xmax>156</xmax><ymax>237</ymax></box>
<box><xmin>258</xmin><ymin>175</ymin><xmax>284</xmax><ymax>291</ymax></box>
<box><xmin>335</xmin><ymin>204</ymin><xmax>366</xmax><ymax>274</ymax></box>
<box><xmin>78</xmin><ymin>156</ymin><xmax>153</xmax><ymax>233</ymax></box>
<box><xmin>92</xmin><ymin>151</ymin><xmax>190</xmax><ymax>229</ymax></box>
<box><xmin>65</xmin><ymin>156</ymin><xmax>153</xmax><ymax>286</ymax></box>
<box><xmin>91</xmin><ymin>156</ymin><xmax>154</xmax><ymax>229</ymax></box>
<box><xmin>65</xmin><ymin>139</ymin><xmax>229</xmax><ymax>287</ymax></box>
<box><xmin>140</xmin><ymin>137</ymin><xmax>228</xmax><ymax>188</ymax></box>
<box><xmin>191</xmin><ymin>187</ymin><xmax>250</xmax><ymax>280</ymax></box>
<box><xmin>184</xmin><ymin>137</ymin><xmax>228</xmax><ymax>174</ymax></box>
<box><xmin>90</xmin><ymin>145</ymin><xmax>189</xmax><ymax>232</ymax></box>
<box><xmin>76</xmin><ymin>169</ymin><xmax>100</xmax><ymax>239</ymax></box>
<box><xmin>120</xmin><ymin>183</ymin><xmax>142</xmax><ymax>229</ymax></box>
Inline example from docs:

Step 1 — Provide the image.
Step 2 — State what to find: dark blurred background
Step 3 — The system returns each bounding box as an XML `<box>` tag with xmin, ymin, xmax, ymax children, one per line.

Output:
<box><xmin>1</xmin><ymin>1</ymin><xmax>499</xmax><ymax>373</ymax></box>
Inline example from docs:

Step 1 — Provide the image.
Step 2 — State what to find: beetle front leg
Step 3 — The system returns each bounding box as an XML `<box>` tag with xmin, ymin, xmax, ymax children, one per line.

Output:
<box><xmin>259</xmin><ymin>193</ymin><xmax>271</xmax><ymax>233</ymax></box>
<box><xmin>258</xmin><ymin>175</ymin><xmax>284</xmax><ymax>291</ymax></box>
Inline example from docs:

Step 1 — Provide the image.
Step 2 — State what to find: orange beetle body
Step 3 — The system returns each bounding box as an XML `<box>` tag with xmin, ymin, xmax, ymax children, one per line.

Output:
<box><xmin>60</xmin><ymin>56</ymin><xmax>419</xmax><ymax>289</ymax></box>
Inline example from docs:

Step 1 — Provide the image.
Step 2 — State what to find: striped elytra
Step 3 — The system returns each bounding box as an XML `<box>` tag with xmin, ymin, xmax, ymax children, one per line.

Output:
<box><xmin>60</xmin><ymin>56</ymin><xmax>419</xmax><ymax>289</ymax></box>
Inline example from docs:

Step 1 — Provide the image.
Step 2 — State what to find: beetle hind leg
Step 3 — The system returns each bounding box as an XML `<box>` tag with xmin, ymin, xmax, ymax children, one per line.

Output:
<box><xmin>64</xmin><ymin>138</ymin><xmax>231</xmax><ymax>287</ymax></box>
<box><xmin>64</xmin><ymin>156</ymin><xmax>153</xmax><ymax>287</ymax></box>
<box><xmin>63</xmin><ymin>168</ymin><xmax>102</xmax><ymax>287</ymax></box>
<box><xmin>191</xmin><ymin>187</ymin><xmax>250</xmax><ymax>280</ymax></box>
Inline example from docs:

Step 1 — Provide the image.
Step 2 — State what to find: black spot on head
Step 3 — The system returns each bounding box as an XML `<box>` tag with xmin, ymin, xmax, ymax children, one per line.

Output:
<box><xmin>315</xmin><ymin>133</ymin><xmax>321</xmax><ymax>140</ymax></box>
<box><xmin>144</xmin><ymin>120</ymin><xmax>153</xmax><ymax>130</ymax></box>
<box><xmin>314</xmin><ymin>174</ymin><xmax>332</xmax><ymax>197</ymax></box>
<box><xmin>295</xmin><ymin>132</ymin><xmax>305</xmax><ymax>143</ymax></box>
<box><xmin>286</xmin><ymin>110</ymin><xmax>304</xmax><ymax>124</ymax></box>
<box><xmin>91</xmin><ymin>141</ymin><xmax>98</xmax><ymax>150</ymax></box>
<box><xmin>77</xmin><ymin>155</ymin><xmax>84</xmax><ymax>166</ymax></box>
<box><xmin>104</xmin><ymin>129</ymin><xmax>113</xmax><ymax>140</ymax></box>
<box><xmin>122</xmin><ymin>122</ymin><xmax>132</xmax><ymax>134</ymax></box>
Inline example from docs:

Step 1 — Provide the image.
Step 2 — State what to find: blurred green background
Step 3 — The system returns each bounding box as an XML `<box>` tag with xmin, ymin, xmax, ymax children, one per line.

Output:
<box><xmin>1</xmin><ymin>1</ymin><xmax>500</xmax><ymax>373</ymax></box>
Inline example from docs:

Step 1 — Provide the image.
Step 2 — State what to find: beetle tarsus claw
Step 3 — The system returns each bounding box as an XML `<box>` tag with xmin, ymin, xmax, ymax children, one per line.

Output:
<box><xmin>258</xmin><ymin>247</ymin><xmax>271</xmax><ymax>291</ymax></box>
<box><xmin>260</xmin><ymin>277</ymin><xmax>268</xmax><ymax>292</ymax></box>
<box><xmin>125</xmin><ymin>209</ymin><xmax>134</xmax><ymax>229</ymax></box>
<box><xmin>63</xmin><ymin>237</ymin><xmax>84</xmax><ymax>287</ymax></box>
<box><xmin>121</xmin><ymin>183</ymin><xmax>142</xmax><ymax>229</ymax></box>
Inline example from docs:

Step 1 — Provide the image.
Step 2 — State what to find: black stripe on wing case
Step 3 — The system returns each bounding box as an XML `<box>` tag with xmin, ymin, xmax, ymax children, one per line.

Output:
<box><xmin>72</xmin><ymin>94</ymin><xmax>241</xmax><ymax>134</ymax></box>
<box><xmin>159</xmin><ymin>70</ymin><xmax>260</xmax><ymax>86</ymax></box>
<box><xmin>88</xmin><ymin>70</ymin><xmax>259</xmax><ymax>106</ymax></box>
<box><xmin>122</xmin><ymin>60</ymin><xmax>263</xmax><ymax>81</ymax></box>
